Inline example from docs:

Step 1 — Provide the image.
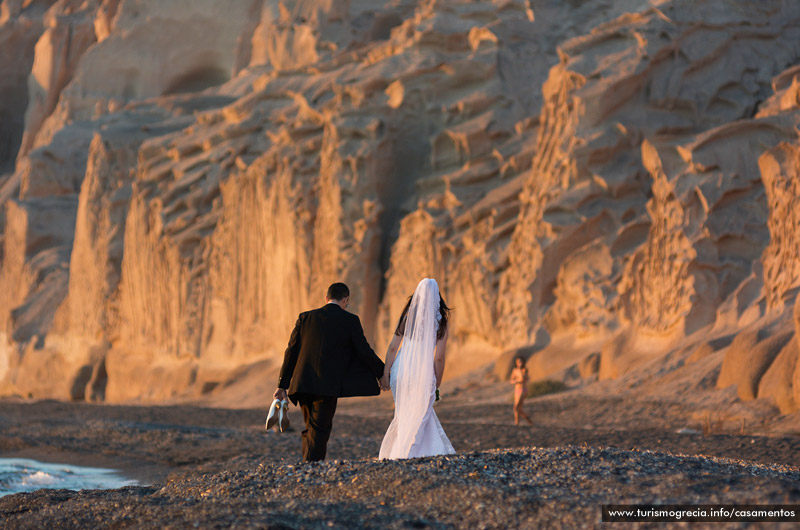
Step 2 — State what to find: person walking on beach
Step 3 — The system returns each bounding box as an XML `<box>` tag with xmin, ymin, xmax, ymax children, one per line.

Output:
<box><xmin>378</xmin><ymin>278</ymin><xmax>456</xmax><ymax>459</ymax></box>
<box><xmin>509</xmin><ymin>356</ymin><xmax>534</xmax><ymax>426</ymax></box>
<box><xmin>273</xmin><ymin>283</ymin><xmax>385</xmax><ymax>461</ymax></box>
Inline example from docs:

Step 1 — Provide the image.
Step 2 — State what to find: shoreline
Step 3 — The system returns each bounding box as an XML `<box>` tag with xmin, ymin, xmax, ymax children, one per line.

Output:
<box><xmin>0</xmin><ymin>448</ymin><xmax>168</xmax><ymax>486</ymax></box>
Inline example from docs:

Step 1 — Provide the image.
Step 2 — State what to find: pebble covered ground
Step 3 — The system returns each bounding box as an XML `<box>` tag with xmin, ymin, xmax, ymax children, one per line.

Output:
<box><xmin>1</xmin><ymin>394</ymin><xmax>799</xmax><ymax>528</ymax></box>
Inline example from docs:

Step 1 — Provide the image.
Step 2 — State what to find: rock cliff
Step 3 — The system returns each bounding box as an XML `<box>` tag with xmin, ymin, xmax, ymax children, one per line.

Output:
<box><xmin>1</xmin><ymin>0</ymin><xmax>800</xmax><ymax>410</ymax></box>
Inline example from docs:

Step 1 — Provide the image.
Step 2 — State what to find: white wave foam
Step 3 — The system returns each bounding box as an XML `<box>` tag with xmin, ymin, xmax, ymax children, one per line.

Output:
<box><xmin>20</xmin><ymin>470</ymin><xmax>57</xmax><ymax>486</ymax></box>
<box><xmin>0</xmin><ymin>458</ymin><xmax>138</xmax><ymax>497</ymax></box>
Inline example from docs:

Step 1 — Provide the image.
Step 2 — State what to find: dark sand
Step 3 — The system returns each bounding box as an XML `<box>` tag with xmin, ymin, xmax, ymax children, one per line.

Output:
<box><xmin>1</xmin><ymin>391</ymin><xmax>799</xmax><ymax>528</ymax></box>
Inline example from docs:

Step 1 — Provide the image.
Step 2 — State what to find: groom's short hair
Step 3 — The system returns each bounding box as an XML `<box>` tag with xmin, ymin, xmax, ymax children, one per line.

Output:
<box><xmin>326</xmin><ymin>282</ymin><xmax>350</xmax><ymax>301</ymax></box>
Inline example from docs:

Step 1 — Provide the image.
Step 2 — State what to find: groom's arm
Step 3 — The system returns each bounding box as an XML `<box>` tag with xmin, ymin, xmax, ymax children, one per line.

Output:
<box><xmin>278</xmin><ymin>314</ymin><xmax>303</xmax><ymax>389</ymax></box>
<box><xmin>350</xmin><ymin>315</ymin><xmax>385</xmax><ymax>377</ymax></box>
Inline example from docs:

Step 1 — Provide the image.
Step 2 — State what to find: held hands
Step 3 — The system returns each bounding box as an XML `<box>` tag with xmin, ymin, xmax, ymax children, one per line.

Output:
<box><xmin>273</xmin><ymin>388</ymin><xmax>288</xmax><ymax>401</ymax></box>
<box><xmin>379</xmin><ymin>373</ymin><xmax>390</xmax><ymax>391</ymax></box>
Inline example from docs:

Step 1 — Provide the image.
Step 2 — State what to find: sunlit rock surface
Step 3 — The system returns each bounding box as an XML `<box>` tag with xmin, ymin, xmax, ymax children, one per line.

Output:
<box><xmin>1</xmin><ymin>0</ymin><xmax>800</xmax><ymax>410</ymax></box>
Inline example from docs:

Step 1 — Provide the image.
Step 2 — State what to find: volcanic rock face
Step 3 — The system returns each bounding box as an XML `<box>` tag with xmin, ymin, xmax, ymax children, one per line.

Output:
<box><xmin>1</xmin><ymin>0</ymin><xmax>800</xmax><ymax>408</ymax></box>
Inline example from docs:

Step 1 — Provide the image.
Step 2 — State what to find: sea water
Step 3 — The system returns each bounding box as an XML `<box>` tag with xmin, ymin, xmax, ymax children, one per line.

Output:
<box><xmin>0</xmin><ymin>458</ymin><xmax>138</xmax><ymax>497</ymax></box>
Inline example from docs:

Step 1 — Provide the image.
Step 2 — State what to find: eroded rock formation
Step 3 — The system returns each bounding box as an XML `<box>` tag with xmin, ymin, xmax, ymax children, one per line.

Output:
<box><xmin>1</xmin><ymin>0</ymin><xmax>800</xmax><ymax>409</ymax></box>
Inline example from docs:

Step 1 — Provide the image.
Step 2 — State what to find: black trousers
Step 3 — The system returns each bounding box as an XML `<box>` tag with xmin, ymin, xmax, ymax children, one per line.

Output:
<box><xmin>297</xmin><ymin>394</ymin><xmax>338</xmax><ymax>461</ymax></box>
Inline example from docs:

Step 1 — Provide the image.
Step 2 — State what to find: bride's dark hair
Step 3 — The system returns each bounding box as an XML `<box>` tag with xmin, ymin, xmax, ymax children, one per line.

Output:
<box><xmin>394</xmin><ymin>292</ymin><xmax>451</xmax><ymax>340</ymax></box>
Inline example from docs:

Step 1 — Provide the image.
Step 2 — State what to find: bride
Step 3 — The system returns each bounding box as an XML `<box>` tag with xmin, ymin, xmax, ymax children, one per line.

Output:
<box><xmin>379</xmin><ymin>278</ymin><xmax>455</xmax><ymax>459</ymax></box>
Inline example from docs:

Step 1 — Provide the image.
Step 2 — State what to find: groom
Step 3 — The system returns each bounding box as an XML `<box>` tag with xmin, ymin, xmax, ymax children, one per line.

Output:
<box><xmin>273</xmin><ymin>282</ymin><xmax>385</xmax><ymax>461</ymax></box>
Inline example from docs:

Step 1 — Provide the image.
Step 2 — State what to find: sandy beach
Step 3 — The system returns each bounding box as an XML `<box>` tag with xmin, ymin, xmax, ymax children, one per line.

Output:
<box><xmin>2</xmin><ymin>385</ymin><xmax>800</xmax><ymax>529</ymax></box>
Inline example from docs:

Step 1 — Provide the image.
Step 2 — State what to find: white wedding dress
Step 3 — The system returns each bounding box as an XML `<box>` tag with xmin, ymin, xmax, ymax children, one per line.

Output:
<box><xmin>379</xmin><ymin>279</ymin><xmax>455</xmax><ymax>459</ymax></box>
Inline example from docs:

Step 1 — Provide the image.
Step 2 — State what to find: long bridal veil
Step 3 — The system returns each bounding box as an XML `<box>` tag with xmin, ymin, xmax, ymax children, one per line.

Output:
<box><xmin>379</xmin><ymin>278</ymin><xmax>444</xmax><ymax>459</ymax></box>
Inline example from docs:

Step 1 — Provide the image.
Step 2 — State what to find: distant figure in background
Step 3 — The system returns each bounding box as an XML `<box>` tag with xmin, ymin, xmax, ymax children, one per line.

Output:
<box><xmin>379</xmin><ymin>278</ymin><xmax>455</xmax><ymax>459</ymax></box>
<box><xmin>509</xmin><ymin>356</ymin><xmax>534</xmax><ymax>426</ymax></box>
<box><xmin>273</xmin><ymin>282</ymin><xmax>385</xmax><ymax>462</ymax></box>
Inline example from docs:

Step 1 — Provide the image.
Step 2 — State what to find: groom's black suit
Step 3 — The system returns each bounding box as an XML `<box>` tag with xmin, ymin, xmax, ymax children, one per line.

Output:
<box><xmin>278</xmin><ymin>302</ymin><xmax>384</xmax><ymax>461</ymax></box>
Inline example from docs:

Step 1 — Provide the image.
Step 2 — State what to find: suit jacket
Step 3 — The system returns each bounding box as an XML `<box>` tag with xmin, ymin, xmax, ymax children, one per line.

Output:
<box><xmin>278</xmin><ymin>303</ymin><xmax>385</xmax><ymax>404</ymax></box>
